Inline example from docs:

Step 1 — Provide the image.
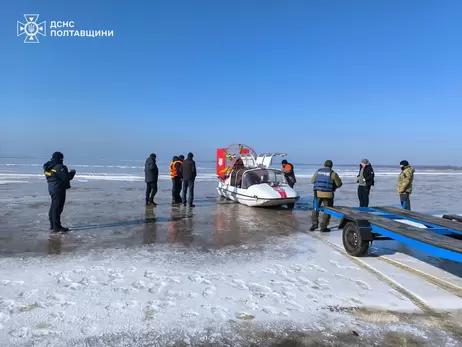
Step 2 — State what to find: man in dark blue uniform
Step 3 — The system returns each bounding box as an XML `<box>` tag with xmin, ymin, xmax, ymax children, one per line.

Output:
<box><xmin>310</xmin><ymin>160</ymin><xmax>343</xmax><ymax>232</ymax></box>
<box><xmin>144</xmin><ymin>153</ymin><xmax>159</xmax><ymax>205</ymax></box>
<box><xmin>43</xmin><ymin>152</ymin><xmax>76</xmax><ymax>233</ymax></box>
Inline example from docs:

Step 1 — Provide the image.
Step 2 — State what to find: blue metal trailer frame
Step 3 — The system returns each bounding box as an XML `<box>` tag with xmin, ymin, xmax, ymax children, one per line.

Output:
<box><xmin>316</xmin><ymin>204</ymin><xmax>462</xmax><ymax>263</ymax></box>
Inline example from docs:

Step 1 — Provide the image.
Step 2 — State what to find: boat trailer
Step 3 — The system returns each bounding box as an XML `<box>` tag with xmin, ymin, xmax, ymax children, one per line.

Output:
<box><xmin>316</xmin><ymin>205</ymin><xmax>462</xmax><ymax>263</ymax></box>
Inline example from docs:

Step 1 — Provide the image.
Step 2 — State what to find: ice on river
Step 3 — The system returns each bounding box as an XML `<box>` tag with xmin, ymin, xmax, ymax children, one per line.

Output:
<box><xmin>1</xmin><ymin>160</ymin><xmax>462</xmax><ymax>346</ymax></box>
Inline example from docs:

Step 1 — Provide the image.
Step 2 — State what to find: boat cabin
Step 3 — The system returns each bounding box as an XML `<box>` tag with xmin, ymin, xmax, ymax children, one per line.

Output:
<box><xmin>228</xmin><ymin>167</ymin><xmax>287</xmax><ymax>188</ymax></box>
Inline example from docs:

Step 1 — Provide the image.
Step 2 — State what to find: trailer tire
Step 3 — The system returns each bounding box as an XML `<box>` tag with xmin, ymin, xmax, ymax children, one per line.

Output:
<box><xmin>342</xmin><ymin>221</ymin><xmax>369</xmax><ymax>257</ymax></box>
<box><xmin>287</xmin><ymin>203</ymin><xmax>295</xmax><ymax>209</ymax></box>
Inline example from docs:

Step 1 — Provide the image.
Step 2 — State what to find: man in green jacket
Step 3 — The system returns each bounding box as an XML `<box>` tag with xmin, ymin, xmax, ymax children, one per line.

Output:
<box><xmin>397</xmin><ymin>160</ymin><xmax>415</xmax><ymax>210</ymax></box>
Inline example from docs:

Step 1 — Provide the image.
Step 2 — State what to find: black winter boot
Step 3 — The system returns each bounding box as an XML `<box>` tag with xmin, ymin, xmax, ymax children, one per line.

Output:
<box><xmin>52</xmin><ymin>227</ymin><xmax>70</xmax><ymax>233</ymax></box>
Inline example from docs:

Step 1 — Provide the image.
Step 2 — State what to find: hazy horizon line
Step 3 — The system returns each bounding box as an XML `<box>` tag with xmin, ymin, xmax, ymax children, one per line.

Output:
<box><xmin>0</xmin><ymin>155</ymin><xmax>460</xmax><ymax>169</ymax></box>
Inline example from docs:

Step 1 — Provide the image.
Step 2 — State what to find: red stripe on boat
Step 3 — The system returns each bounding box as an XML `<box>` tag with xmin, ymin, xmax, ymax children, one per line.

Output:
<box><xmin>270</xmin><ymin>185</ymin><xmax>287</xmax><ymax>198</ymax></box>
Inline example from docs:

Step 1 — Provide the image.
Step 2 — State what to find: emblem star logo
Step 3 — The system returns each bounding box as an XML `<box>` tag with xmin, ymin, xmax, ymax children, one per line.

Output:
<box><xmin>17</xmin><ymin>14</ymin><xmax>46</xmax><ymax>43</ymax></box>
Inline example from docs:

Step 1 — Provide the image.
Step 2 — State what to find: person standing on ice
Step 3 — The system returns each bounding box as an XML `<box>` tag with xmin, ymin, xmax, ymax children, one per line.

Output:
<box><xmin>281</xmin><ymin>159</ymin><xmax>296</xmax><ymax>188</ymax></box>
<box><xmin>43</xmin><ymin>151</ymin><xmax>76</xmax><ymax>233</ymax></box>
<box><xmin>177</xmin><ymin>155</ymin><xmax>185</xmax><ymax>201</ymax></box>
<box><xmin>181</xmin><ymin>152</ymin><xmax>197</xmax><ymax>207</ymax></box>
<box><xmin>169</xmin><ymin>156</ymin><xmax>179</xmax><ymax>201</ymax></box>
<box><xmin>356</xmin><ymin>159</ymin><xmax>375</xmax><ymax>207</ymax></box>
<box><xmin>144</xmin><ymin>153</ymin><xmax>159</xmax><ymax>206</ymax></box>
<box><xmin>169</xmin><ymin>155</ymin><xmax>183</xmax><ymax>203</ymax></box>
<box><xmin>397</xmin><ymin>160</ymin><xmax>415</xmax><ymax>210</ymax></box>
<box><xmin>310</xmin><ymin>160</ymin><xmax>342</xmax><ymax>232</ymax></box>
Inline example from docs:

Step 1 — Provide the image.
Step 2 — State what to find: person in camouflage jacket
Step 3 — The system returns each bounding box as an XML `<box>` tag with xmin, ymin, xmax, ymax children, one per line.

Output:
<box><xmin>397</xmin><ymin>160</ymin><xmax>415</xmax><ymax>210</ymax></box>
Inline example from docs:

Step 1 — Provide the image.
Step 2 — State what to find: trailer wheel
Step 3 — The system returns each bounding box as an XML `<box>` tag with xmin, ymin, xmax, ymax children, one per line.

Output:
<box><xmin>342</xmin><ymin>221</ymin><xmax>369</xmax><ymax>257</ymax></box>
<box><xmin>287</xmin><ymin>203</ymin><xmax>295</xmax><ymax>209</ymax></box>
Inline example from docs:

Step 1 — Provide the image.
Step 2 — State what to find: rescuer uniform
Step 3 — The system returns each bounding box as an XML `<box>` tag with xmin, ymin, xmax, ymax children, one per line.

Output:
<box><xmin>397</xmin><ymin>160</ymin><xmax>415</xmax><ymax>210</ymax></box>
<box><xmin>310</xmin><ymin>160</ymin><xmax>343</xmax><ymax>232</ymax></box>
<box><xmin>144</xmin><ymin>153</ymin><xmax>159</xmax><ymax>205</ymax></box>
<box><xmin>43</xmin><ymin>152</ymin><xmax>76</xmax><ymax>232</ymax></box>
<box><xmin>281</xmin><ymin>159</ymin><xmax>296</xmax><ymax>188</ymax></box>
<box><xmin>170</xmin><ymin>155</ymin><xmax>183</xmax><ymax>203</ymax></box>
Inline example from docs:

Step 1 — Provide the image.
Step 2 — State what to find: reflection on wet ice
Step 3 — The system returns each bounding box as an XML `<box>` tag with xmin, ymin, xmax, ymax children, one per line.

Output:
<box><xmin>48</xmin><ymin>234</ymin><xmax>62</xmax><ymax>255</ymax></box>
<box><xmin>213</xmin><ymin>204</ymin><xmax>242</xmax><ymax>248</ymax></box>
<box><xmin>143</xmin><ymin>206</ymin><xmax>157</xmax><ymax>245</ymax></box>
<box><xmin>167</xmin><ymin>204</ymin><xmax>194</xmax><ymax>247</ymax></box>
<box><xmin>3</xmin><ymin>201</ymin><xmax>302</xmax><ymax>257</ymax></box>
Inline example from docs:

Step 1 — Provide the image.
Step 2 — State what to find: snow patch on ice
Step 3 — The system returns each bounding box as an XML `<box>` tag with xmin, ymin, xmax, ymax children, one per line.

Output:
<box><xmin>0</xmin><ymin>235</ymin><xmax>430</xmax><ymax>346</ymax></box>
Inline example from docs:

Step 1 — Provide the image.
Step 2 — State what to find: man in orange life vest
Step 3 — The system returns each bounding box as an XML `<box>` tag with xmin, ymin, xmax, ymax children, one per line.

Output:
<box><xmin>170</xmin><ymin>155</ymin><xmax>183</xmax><ymax>203</ymax></box>
<box><xmin>281</xmin><ymin>160</ymin><xmax>296</xmax><ymax>188</ymax></box>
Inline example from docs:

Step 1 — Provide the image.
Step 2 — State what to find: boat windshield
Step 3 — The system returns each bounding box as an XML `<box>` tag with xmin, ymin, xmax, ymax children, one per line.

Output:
<box><xmin>241</xmin><ymin>168</ymin><xmax>286</xmax><ymax>189</ymax></box>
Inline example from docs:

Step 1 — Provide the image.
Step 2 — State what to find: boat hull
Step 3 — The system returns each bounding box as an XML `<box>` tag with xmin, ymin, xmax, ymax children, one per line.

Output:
<box><xmin>216</xmin><ymin>182</ymin><xmax>300</xmax><ymax>207</ymax></box>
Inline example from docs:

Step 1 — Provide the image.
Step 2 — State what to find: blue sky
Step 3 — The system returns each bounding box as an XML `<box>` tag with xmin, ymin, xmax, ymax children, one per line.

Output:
<box><xmin>1</xmin><ymin>0</ymin><xmax>461</xmax><ymax>165</ymax></box>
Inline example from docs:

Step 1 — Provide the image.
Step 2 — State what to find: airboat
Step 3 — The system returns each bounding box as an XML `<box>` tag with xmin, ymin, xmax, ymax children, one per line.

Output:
<box><xmin>216</xmin><ymin>144</ymin><xmax>300</xmax><ymax>208</ymax></box>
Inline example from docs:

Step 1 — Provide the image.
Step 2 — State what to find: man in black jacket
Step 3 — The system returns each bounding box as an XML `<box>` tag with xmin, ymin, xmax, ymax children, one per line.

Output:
<box><xmin>181</xmin><ymin>152</ymin><xmax>197</xmax><ymax>207</ymax></box>
<box><xmin>43</xmin><ymin>152</ymin><xmax>76</xmax><ymax>232</ymax></box>
<box><xmin>176</xmin><ymin>155</ymin><xmax>185</xmax><ymax>203</ymax></box>
<box><xmin>357</xmin><ymin>158</ymin><xmax>375</xmax><ymax>207</ymax></box>
<box><xmin>144</xmin><ymin>153</ymin><xmax>159</xmax><ymax>205</ymax></box>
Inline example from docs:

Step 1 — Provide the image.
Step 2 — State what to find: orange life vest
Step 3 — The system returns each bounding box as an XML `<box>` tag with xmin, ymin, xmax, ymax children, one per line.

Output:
<box><xmin>169</xmin><ymin>160</ymin><xmax>182</xmax><ymax>178</ymax></box>
<box><xmin>284</xmin><ymin>164</ymin><xmax>293</xmax><ymax>171</ymax></box>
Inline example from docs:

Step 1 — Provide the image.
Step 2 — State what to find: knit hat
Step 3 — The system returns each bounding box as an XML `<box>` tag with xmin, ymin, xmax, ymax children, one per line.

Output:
<box><xmin>324</xmin><ymin>160</ymin><xmax>333</xmax><ymax>168</ymax></box>
<box><xmin>400</xmin><ymin>160</ymin><xmax>409</xmax><ymax>166</ymax></box>
<box><xmin>52</xmin><ymin>152</ymin><xmax>64</xmax><ymax>161</ymax></box>
<box><xmin>361</xmin><ymin>158</ymin><xmax>369</xmax><ymax>164</ymax></box>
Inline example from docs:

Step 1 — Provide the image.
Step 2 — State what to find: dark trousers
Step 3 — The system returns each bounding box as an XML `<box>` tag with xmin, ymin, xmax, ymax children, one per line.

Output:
<box><xmin>358</xmin><ymin>186</ymin><xmax>371</xmax><ymax>207</ymax></box>
<box><xmin>49</xmin><ymin>191</ymin><xmax>66</xmax><ymax>229</ymax></box>
<box><xmin>182</xmin><ymin>179</ymin><xmax>195</xmax><ymax>205</ymax></box>
<box><xmin>146</xmin><ymin>182</ymin><xmax>158</xmax><ymax>203</ymax></box>
<box><xmin>400</xmin><ymin>193</ymin><xmax>411</xmax><ymax>210</ymax></box>
<box><xmin>311</xmin><ymin>197</ymin><xmax>334</xmax><ymax>228</ymax></box>
<box><xmin>286</xmin><ymin>177</ymin><xmax>296</xmax><ymax>188</ymax></box>
<box><xmin>172</xmin><ymin>177</ymin><xmax>182</xmax><ymax>202</ymax></box>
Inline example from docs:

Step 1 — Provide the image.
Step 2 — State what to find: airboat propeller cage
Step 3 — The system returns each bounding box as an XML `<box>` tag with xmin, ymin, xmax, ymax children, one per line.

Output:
<box><xmin>216</xmin><ymin>143</ymin><xmax>288</xmax><ymax>180</ymax></box>
<box><xmin>216</xmin><ymin>144</ymin><xmax>255</xmax><ymax>179</ymax></box>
